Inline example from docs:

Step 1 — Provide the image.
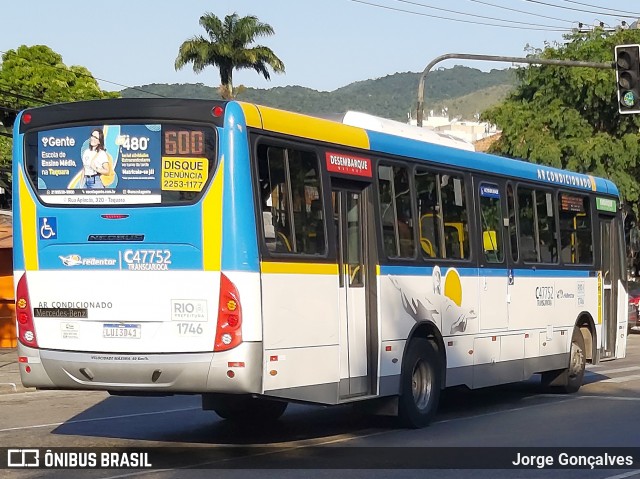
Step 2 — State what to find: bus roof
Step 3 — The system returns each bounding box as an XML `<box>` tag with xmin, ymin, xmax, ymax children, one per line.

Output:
<box><xmin>239</xmin><ymin>101</ymin><xmax>619</xmax><ymax>198</ymax></box>
<box><xmin>340</xmin><ymin>111</ymin><xmax>475</xmax><ymax>152</ymax></box>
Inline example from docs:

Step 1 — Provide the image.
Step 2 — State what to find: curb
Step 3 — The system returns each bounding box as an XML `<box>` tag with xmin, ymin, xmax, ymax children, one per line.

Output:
<box><xmin>0</xmin><ymin>348</ymin><xmax>35</xmax><ymax>395</ymax></box>
<box><xmin>0</xmin><ymin>382</ymin><xmax>17</xmax><ymax>393</ymax></box>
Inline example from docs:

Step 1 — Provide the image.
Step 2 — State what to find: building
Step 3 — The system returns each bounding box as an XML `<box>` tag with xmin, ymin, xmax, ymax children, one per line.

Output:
<box><xmin>0</xmin><ymin>211</ymin><xmax>15</xmax><ymax>348</ymax></box>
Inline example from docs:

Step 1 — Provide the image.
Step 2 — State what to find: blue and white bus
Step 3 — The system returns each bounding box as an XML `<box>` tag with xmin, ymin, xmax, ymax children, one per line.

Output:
<box><xmin>13</xmin><ymin>99</ymin><xmax>628</xmax><ymax>427</ymax></box>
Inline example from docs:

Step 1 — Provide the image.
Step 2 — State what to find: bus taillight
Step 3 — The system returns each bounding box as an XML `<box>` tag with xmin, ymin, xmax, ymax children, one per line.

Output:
<box><xmin>214</xmin><ymin>273</ymin><xmax>242</xmax><ymax>351</ymax></box>
<box><xmin>16</xmin><ymin>274</ymin><xmax>38</xmax><ymax>349</ymax></box>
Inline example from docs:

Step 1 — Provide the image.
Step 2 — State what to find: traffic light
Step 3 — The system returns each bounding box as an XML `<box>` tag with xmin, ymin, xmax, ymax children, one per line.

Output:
<box><xmin>615</xmin><ymin>44</ymin><xmax>640</xmax><ymax>114</ymax></box>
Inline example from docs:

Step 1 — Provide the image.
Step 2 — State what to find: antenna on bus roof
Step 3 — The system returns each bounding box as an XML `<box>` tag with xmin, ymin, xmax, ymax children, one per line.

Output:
<box><xmin>340</xmin><ymin>111</ymin><xmax>475</xmax><ymax>152</ymax></box>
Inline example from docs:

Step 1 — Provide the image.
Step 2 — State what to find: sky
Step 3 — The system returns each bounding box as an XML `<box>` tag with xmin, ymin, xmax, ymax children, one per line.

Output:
<box><xmin>2</xmin><ymin>0</ymin><xmax>640</xmax><ymax>93</ymax></box>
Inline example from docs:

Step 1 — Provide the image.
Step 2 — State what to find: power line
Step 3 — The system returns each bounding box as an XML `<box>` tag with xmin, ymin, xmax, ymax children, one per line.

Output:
<box><xmin>349</xmin><ymin>0</ymin><xmax>572</xmax><ymax>31</ymax></box>
<box><xmin>0</xmin><ymin>88</ymin><xmax>50</xmax><ymax>105</ymax></box>
<box><xmin>0</xmin><ymin>49</ymin><xmax>165</xmax><ymax>98</ymax></box>
<box><xmin>520</xmin><ymin>0</ymin><xmax>639</xmax><ymax>20</ymax></box>
<box><xmin>0</xmin><ymin>82</ymin><xmax>52</xmax><ymax>103</ymax></box>
<box><xmin>557</xmin><ymin>0</ymin><xmax>640</xmax><ymax>18</ymax></box>
<box><xmin>393</xmin><ymin>0</ymin><xmax>570</xmax><ymax>28</ymax></box>
<box><xmin>465</xmin><ymin>0</ymin><xmax>580</xmax><ymax>24</ymax></box>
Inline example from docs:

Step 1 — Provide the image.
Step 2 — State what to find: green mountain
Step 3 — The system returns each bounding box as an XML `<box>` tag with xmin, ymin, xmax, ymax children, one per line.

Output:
<box><xmin>121</xmin><ymin>66</ymin><xmax>517</xmax><ymax>122</ymax></box>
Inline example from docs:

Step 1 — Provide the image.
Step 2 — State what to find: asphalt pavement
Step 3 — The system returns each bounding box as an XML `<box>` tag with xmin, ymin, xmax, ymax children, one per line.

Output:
<box><xmin>0</xmin><ymin>347</ymin><xmax>33</xmax><ymax>394</ymax></box>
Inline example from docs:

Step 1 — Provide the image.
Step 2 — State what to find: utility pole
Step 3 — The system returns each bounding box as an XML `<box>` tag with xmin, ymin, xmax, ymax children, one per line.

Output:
<box><xmin>416</xmin><ymin>53</ymin><xmax>613</xmax><ymax>127</ymax></box>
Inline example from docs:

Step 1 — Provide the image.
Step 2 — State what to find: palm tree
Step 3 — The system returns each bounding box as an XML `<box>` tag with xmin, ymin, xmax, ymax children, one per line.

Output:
<box><xmin>175</xmin><ymin>12</ymin><xmax>285</xmax><ymax>99</ymax></box>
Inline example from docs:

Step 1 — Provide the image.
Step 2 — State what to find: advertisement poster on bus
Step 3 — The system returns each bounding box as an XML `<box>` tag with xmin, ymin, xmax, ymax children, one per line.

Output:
<box><xmin>37</xmin><ymin>124</ymin><xmax>162</xmax><ymax>205</ymax></box>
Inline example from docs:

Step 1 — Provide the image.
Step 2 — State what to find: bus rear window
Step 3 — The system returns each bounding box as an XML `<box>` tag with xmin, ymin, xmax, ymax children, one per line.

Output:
<box><xmin>25</xmin><ymin>123</ymin><xmax>217</xmax><ymax>206</ymax></box>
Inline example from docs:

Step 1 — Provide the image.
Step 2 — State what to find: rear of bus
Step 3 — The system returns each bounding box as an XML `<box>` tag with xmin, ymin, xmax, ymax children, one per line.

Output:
<box><xmin>12</xmin><ymin>99</ymin><xmax>263</xmax><ymax>395</ymax></box>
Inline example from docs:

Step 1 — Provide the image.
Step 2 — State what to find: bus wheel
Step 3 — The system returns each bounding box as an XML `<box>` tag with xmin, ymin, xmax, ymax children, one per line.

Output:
<box><xmin>542</xmin><ymin>328</ymin><xmax>586</xmax><ymax>393</ymax></box>
<box><xmin>398</xmin><ymin>338</ymin><xmax>442</xmax><ymax>428</ymax></box>
<box><xmin>204</xmin><ymin>394</ymin><xmax>288</xmax><ymax>422</ymax></box>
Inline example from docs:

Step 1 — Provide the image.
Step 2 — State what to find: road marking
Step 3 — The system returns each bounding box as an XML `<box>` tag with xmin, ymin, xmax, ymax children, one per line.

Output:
<box><xmin>580</xmin><ymin>395</ymin><xmax>640</xmax><ymax>401</ymax></box>
<box><xmin>600</xmin><ymin>374</ymin><xmax>640</xmax><ymax>384</ymax></box>
<box><xmin>0</xmin><ymin>406</ymin><xmax>200</xmax><ymax>433</ymax></box>
<box><xmin>586</xmin><ymin>366</ymin><xmax>640</xmax><ymax>375</ymax></box>
<box><xmin>435</xmin><ymin>396</ymin><xmax>585</xmax><ymax>424</ymax></box>
<box><xmin>603</xmin><ymin>470</ymin><xmax>640</xmax><ymax>479</ymax></box>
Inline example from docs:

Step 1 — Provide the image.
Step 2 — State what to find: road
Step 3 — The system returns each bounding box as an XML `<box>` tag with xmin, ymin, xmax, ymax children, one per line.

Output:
<box><xmin>1</xmin><ymin>334</ymin><xmax>640</xmax><ymax>479</ymax></box>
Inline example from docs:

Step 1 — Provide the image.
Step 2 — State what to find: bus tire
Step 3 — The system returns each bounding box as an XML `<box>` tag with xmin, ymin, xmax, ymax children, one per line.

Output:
<box><xmin>542</xmin><ymin>328</ymin><xmax>586</xmax><ymax>393</ymax></box>
<box><xmin>205</xmin><ymin>394</ymin><xmax>288</xmax><ymax>422</ymax></box>
<box><xmin>398</xmin><ymin>338</ymin><xmax>442</xmax><ymax>428</ymax></box>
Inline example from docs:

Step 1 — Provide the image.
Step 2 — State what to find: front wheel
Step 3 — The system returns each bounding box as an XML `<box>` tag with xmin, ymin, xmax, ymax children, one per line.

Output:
<box><xmin>398</xmin><ymin>338</ymin><xmax>442</xmax><ymax>428</ymax></box>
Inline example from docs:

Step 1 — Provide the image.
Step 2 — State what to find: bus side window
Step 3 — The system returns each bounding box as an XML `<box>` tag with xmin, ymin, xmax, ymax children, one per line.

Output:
<box><xmin>258</xmin><ymin>146</ymin><xmax>293</xmax><ymax>253</ymax></box>
<box><xmin>288</xmin><ymin>149</ymin><xmax>325</xmax><ymax>255</ymax></box>
<box><xmin>536</xmin><ymin>191</ymin><xmax>557</xmax><ymax>263</ymax></box>
<box><xmin>415</xmin><ymin>168</ymin><xmax>442</xmax><ymax>259</ymax></box>
<box><xmin>559</xmin><ymin>193</ymin><xmax>592</xmax><ymax>265</ymax></box>
<box><xmin>507</xmin><ymin>184</ymin><xmax>519</xmax><ymax>262</ymax></box>
<box><xmin>257</xmin><ymin>144</ymin><xmax>325</xmax><ymax>255</ymax></box>
<box><xmin>479</xmin><ymin>183</ymin><xmax>504</xmax><ymax>264</ymax></box>
<box><xmin>377</xmin><ymin>164</ymin><xmax>415</xmax><ymax>258</ymax></box>
<box><xmin>441</xmin><ymin>175</ymin><xmax>469</xmax><ymax>259</ymax></box>
<box><xmin>518</xmin><ymin>188</ymin><xmax>539</xmax><ymax>262</ymax></box>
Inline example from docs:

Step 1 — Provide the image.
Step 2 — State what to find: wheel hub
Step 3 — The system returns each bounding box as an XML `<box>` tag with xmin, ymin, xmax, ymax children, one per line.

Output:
<box><xmin>412</xmin><ymin>360</ymin><xmax>433</xmax><ymax>410</ymax></box>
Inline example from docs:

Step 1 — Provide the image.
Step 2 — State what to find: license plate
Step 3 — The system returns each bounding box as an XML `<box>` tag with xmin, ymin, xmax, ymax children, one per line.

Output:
<box><xmin>103</xmin><ymin>323</ymin><xmax>141</xmax><ymax>339</ymax></box>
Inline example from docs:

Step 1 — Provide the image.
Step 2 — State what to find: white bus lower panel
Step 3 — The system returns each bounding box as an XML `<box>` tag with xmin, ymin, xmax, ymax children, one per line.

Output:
<box><xmin>445</xmin><ymin>353</ymin><xmax>570</xmax><ymax>388</ymax></box>
<box><xmin>17</xmin><ymin>342</ymin><xmax>263</xmax><ymax>394</ymax></box>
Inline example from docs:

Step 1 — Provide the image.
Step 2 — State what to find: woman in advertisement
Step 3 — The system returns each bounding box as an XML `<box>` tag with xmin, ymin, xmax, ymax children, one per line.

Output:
<box><xmin>82</xmin><ymin>129</ymin><xmax>110</xmax><ymax>188</ymax></box>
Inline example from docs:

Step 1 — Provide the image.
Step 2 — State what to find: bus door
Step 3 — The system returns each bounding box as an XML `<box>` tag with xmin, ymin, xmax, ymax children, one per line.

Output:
<box><xmin>599</xmin><ymin>215</ymin><xmax>621</xmax><ymax>359</ymax></box>
<box><xmin>475</xmin><ymin>180</ymin><xmax>509</xmax><ymax>331</ymax></box>
<box><xmin>332</xmin><ymin>184</ymin><xmax>375</xmax><ymax>398</ymax></box>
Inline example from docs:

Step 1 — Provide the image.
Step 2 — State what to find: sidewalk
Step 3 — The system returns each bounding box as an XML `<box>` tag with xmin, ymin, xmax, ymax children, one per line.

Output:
<box><xmin>0</xmin><ymin>347</ymin><xmax>34</xmax><ymax>394</ymax></box>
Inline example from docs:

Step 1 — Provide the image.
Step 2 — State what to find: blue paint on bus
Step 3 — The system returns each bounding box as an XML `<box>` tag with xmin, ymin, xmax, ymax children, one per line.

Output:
<box><xmin>221</xmin><ymin>102</ymin><xmax>260</xmax><ymax>272</ymax></box>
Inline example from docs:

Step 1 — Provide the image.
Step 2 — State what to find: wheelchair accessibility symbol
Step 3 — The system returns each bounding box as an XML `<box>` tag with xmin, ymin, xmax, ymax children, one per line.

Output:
<box><xmin>39</xmin><ymin>217</ymin><xmax>57</xmax><ymax>240</ymax></box>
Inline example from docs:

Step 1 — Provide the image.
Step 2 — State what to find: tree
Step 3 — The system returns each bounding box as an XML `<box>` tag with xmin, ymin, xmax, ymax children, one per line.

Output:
<box><xmin>482</xmin><ymin>28</ymin><xmax>640</xmax><ymax>209</ymax></box>
<box><xmin>0</xmin><ymin>45</ymin><xmax>119</xmax><ymax>205</ymax></box>
<box><xmin>175</xmin><ymin>12</ymin><xmax>285</xmax><ymax>99</ymax></box>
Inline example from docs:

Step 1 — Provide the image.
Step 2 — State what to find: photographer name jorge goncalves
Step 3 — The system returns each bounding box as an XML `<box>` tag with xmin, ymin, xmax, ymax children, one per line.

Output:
<box><xmin>512</xmin><ymin>452</ymin><xmax>634</xmax><ymax>469</ymax></box>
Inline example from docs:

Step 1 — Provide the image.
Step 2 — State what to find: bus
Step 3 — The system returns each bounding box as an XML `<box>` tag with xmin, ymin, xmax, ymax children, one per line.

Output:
<box><xmin>12</xmin><ymin>99</ymin><xmax>628</xmax><ymax>428</ymax></box>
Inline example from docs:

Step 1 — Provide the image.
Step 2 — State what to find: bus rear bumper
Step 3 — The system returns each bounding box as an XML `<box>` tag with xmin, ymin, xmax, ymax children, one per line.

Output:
<box><xmin>16</xmin><ymin>342</ymin><xmax>263</xmax><ymax>394</ymax></box>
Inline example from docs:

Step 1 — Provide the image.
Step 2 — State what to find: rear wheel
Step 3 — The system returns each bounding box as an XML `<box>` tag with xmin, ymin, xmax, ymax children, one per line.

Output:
<box><xmin>203</xmin><ymin>394</ymin><xmax>288</xmax><ymax>422</ymax></box>
<box><xmin>541</xmin><ymin>328</ymin><xmax>586</xmax><ymax>393</ymax></box>
<box><xmin>398</xmin><ymin>338</ymin><xmax>442</xmax><ymax>428</ymax></box>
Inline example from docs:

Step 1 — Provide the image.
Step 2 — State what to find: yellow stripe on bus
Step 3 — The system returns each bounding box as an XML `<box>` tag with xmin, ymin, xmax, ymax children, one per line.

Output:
<box><xmin>252</xmin><ymin>105</ymin><xmax>370</xmax><ymax>150</ymax></box>
<box><xmin>261</xmin><ymin>262</ymin><xmax>339</xmax><ymax>275</ymax></box>
<box><xmin>238</xmin><ymin>102</ymin><xmax>263</xmax><ymax>129</ymax></box>
<box><xmin>19</xmin><ymin>169</ymin><xmax>38</xmax><ymax>270</ymax></box>
<box><xmin>202</xmin><ymin>158</ymin><xmax>224</xmax><ymax>271</ymax></box>
<box><xmin>597</xmin><ymin>271</ymin><xmax>602</xmax><ymax>325</ymax></box>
